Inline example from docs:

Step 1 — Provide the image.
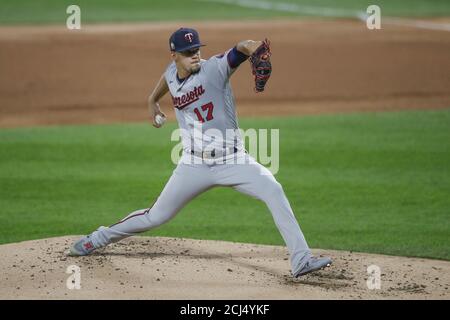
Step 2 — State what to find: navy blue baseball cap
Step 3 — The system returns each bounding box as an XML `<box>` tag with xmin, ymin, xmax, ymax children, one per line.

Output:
<box><xmin>169</xmin><ymin>27</ymin><xmax>205</xmax><ymax>52</ymax></box>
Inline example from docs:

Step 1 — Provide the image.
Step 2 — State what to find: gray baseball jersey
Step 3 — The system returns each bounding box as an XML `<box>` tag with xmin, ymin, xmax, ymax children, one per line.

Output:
<box><xmin>164</xmin><ymin>49</ymin><xmax>243</xmax><ymax>154</ymax></box>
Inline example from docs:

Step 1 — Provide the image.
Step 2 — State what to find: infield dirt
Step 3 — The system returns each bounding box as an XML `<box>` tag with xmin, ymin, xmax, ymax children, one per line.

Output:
<box><xmin>0</xmin><ymin>236</ymin><xmax>449</xmax><ymax>299</ymax></box>
<box><xmin>1</xmin><ymin>19</ymin><xmax>449</xmax><ymax>127</ymax></box>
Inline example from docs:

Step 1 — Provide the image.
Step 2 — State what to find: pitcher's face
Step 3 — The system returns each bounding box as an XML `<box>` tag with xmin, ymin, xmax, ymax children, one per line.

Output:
<box><xmin>172</xmin><ymin>48</ymin><xmax>201</xmax><ymax>75</ymax></box>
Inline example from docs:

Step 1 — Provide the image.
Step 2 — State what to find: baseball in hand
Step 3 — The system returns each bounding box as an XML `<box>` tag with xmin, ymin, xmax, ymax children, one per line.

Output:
<box><xmin>155</xmin><ymin>114</ymin><xmax>166</xmax><ymax>126</ymax></box>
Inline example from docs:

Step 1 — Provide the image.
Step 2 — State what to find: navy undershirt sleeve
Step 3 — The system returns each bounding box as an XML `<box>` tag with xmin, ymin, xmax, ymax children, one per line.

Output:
<box><xmin>227</xmin><ymin>46</ymin><xmax>249</xmax><ymax>69</ymax></box>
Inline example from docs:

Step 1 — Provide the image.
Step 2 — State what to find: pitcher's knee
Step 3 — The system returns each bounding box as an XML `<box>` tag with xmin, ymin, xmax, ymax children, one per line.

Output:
<box><xmin>147</xmin><ymin>209</ymin><xmax>176</xmax><ymax>228</ymax></box>
<box><xmin>264</xmin><ymin>181</ymin><xmax>285</xmax><ymax>198</ymax></box>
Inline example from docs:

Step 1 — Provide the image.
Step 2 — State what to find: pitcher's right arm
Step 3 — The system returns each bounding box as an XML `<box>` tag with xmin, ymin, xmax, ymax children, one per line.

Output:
<box><xmin>148</xmin><ymin>73</ymin><xmax>169</xmax><ymax>128</ymax></box>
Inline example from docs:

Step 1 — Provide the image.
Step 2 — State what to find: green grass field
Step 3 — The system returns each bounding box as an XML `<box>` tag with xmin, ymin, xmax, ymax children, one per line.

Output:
<box><xmin>0</xmin><ymin>0</ymin><xmax>450</xmax><ymax>25</ymax></box>
<box><xmin>1</xmin><ymin>110</ymin><xmax>449</xmax><ymax>260</ymax></box>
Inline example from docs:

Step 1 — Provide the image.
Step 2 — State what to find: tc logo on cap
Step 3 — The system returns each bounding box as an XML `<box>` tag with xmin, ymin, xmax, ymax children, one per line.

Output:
<box><xmin>184</xmin><ymin>33</ymin><xmax>194</xmax><ymax>43</ymax></box>
<box><xmin>169</xmin><ymin>27</ymin><xmax>205</xmax><ymax>52</ymax></box>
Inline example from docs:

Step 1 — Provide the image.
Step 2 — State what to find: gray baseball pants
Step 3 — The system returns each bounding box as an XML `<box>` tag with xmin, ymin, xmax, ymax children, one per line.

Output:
<box><xmin>89</xmin><ymin>151</ymin><xmax>311</xmax><ymax>274</ymax></box>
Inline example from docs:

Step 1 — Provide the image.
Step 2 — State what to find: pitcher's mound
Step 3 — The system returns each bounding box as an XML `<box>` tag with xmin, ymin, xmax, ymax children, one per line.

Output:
<box><xmin>0</xmin><ymin>236</ymin><xmax>448</xmax><ymax>299</ymax></box>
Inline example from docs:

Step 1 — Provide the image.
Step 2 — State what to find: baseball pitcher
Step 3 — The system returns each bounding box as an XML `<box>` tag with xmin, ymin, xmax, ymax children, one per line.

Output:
<box><xmin>69</xmin><ymin>28</ymin><xmax>332</xmax><ymax>278</ymax></box>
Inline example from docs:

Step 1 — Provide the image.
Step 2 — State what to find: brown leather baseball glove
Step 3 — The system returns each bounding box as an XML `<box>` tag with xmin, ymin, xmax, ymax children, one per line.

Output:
<box><xmin>249</xmin><ymin>39</ymin><xmax>272</xmax><ymax>93</ymax></box>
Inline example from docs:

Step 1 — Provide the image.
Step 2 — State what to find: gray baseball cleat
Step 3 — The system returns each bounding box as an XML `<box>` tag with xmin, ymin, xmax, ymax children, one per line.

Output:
<box><xmin>294</xmin><ymin>256</ymin><xmax>332</xmax><ymax>278</ymax></box>
<box><xmin>68</xmin><ymin>236</ymin><xmax>97</xmax><ymax>256</ymax></box>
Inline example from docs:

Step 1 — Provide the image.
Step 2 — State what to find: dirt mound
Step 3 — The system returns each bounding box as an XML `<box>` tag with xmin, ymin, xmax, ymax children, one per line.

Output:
<box><xmin>1</xmin><ymin>19</ymin><xmax>450</xmax><ymax>128</ymax></box>
<box><xmin>0</xmin><ymin>236</ymin><xmax>448</xmax><ymax>299</ymax></box>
